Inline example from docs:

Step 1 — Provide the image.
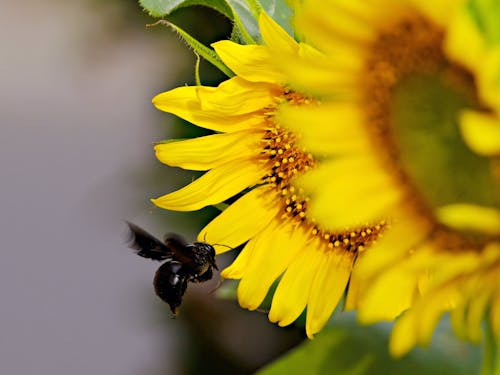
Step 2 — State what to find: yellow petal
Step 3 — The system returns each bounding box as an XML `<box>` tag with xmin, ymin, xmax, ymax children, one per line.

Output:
<box><xmin>296</xmin><ymin>156</ymin><xmax>370</xmax><ymax>193</ymax></box>
<box><xmin>153</xmin><ymin>86</ymin><xmax>263</xmax><ymax>132</ymax></box>
<box><xmin>221</xmin><ymin>238</ymin><xmax>256</xmax><ymax>279</ymax></box>
<box><xmin>277</xmin><ymin>103</ymin><xmax>370</xmax><ymax>156</ymax></box>
<box><xmin>344</xmin><ymin>272</ymin><xmax>361</xmax><ymax>310</ymax></box>
<box><xmin>198</xmin><ymin>186</ymin><xmax>280</xmax><ymax>254</ymax></box>
<box><xmin>394</xmin><ymin>273</ymin><xmax>460</xmax><ymax>353</ymax></box>
<box><xmin>478</xmin><ymin>49</ymin><xmax>500</xmax><ymax>111</ymax></box>
<box><xmin>357</xmin><ymin>268</ymin><xmax>415</xmax><ymax>323</ymax></box>
<box><xmin>416</xmin><ymin>288</ymin><xmax>460</xmax><ymax>345</ymax></box>
<box><xmin>296</xmin><ymin>0</ymin><xmax>409</xmax><ymax>53</ymax></box>
<box><xmin>297</xmin><ymin>157</ymin><xmax>403</xmax><ymax>230</ymax></box>
<box><xmin>466</xmin><ymin>289</ymin><xmax>491</xmax><ymax>342</ymax></box>
<box><xmin>395</xmin><ymin>283</ymin><xmax>459</xmax><ymax>353</ymax></box>
<box><xmin>354</xmin><ymin>216</ymin><xmax>432</xmax><ymax>277</ymax></box>
<box><xmin>436</xmin><ymin>203</ymin><xmax>500</xmax><ymax>235</ymax></box>
<box><xmin>269</xmin><ymin>236</ymin><xmax>322</xmax><ymax>326</ymax></box>
<box><xmin>151</xmin><ymin>159</ymin><xmax>262</xmax><ymax>211</ymax></box>
<box><xmin>444</xmin><ymin>4</ymin><xmax>485</xmax><ymax>74</ymax></box>
<box><xmin>237</xmin><ymin>223</ymin><xmax>302</xmax><ymax>310</ymax></box>
<box><xmin>288</xmin><ymin>0</ymin><xmax>409</xmax><ymax>96</ymax></box>
<box><xmin>259</xmin><ymin>12</ymin><xmax>298</xmax><ymax>54</ymax></box>
<box><xmin>198</xmin><ymin>76</ymin><xmax>280</xmax><ymax>115</ymax></box>
<box><xmin>212</xmin><ymin>41</ymin><xmax>285</xmax><ymax>83</ymax></box>
<box><xmin>298</xmin><ymin>3</ymin><xmax>376</xmax><ymax>48</ymax></box>
<box><xmin>446</xmin><ymin>9</ymin><xmax>500</xmax><ymax>110</ymax></box>
<box><xmin>155</xmin><ymin>130</ymin><xmax>262</xmax><ymax>171</ymax></box>
<box><xmin>428</xmin><ymin>250</ymin><xmax>482</xmax><ymax>285</ymax></box>
<box><xmin>450</xmin><ymin>302</ymin><xmax>468</xmax><ymax>339</ymax></box>
<box><xmin>311</xmin><ymin>185</ymin><xmax>400</xmax><ymax>230</ymax></box>
<box><xmin>459</xmin><ymin>110</ymin><xmax>500</xmax><ymax>156</ymax></box>
<box><xmin>283</xmin><ymin>33</ymin><xmax>363</xmax><ymax>97</ymax></box>
<box><xmin>306</xmin><ymin>251</ymin><xmax>353</xmax><ymax>338</ymax></box>
<box><xmin>390</xmin><ymin>311</ymin><xmax>418</xmax><ymax>357</ymax></box>
<box><xmin>296</xmin><ymin>0</ymin><xmax>410</xmax><ymax>52</ymax></box>
<box><xmin>411</xmin><ymin>0</ymin><xmax>463</xmax><ymax>27</ymax></box>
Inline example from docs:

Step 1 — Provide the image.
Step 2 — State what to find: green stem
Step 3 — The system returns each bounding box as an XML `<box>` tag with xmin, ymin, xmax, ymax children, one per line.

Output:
<box><xmin>194</xmin><ymin>52</ymin><xmax>201</xmax><ymax>86</ymax></box>
<box><xmin>481</xmin><ymin>318</ymin><xmax>500</xmax><ymax>375</ymax></box>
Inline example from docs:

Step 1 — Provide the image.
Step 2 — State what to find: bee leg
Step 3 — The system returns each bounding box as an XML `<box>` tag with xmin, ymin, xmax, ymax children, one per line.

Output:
<box><xmin>192</xmin><ymin>267</ymin><xmax>213</xmax><ymax>283</ymax></box>
<box><xmin>209</xmin><ymin>276</ymin><xmax>223</xmax><ymax>295</ymax></box>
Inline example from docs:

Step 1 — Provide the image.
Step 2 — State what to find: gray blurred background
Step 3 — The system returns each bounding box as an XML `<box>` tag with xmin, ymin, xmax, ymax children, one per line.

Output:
<box><xmin>0</xmin><ymin>1</ymin><xmax>302</xmax><ymax>374</ymax></box>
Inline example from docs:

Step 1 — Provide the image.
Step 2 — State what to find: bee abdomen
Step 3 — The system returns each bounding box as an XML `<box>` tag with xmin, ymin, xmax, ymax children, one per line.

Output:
<box><xmin>153</xmin><ymin>261</ymin><xmax>188</xmax><ymax>315</ymax></box>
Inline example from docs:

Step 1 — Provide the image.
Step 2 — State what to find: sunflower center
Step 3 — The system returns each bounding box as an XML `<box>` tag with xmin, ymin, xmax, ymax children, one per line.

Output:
<box><xmin>362</xmin><ymin>14</ymin><xmax>498</xmax><ymax>241</ymax></box>
<box><xmin>261</xmin><ymin>101</ymin><xmax>386</xmax><ymax>254</ymax></box>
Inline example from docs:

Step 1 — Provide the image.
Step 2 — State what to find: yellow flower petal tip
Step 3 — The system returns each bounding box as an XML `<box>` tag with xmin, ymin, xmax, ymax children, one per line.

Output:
<box><xmin>436</xmin><ymin>204</ymin><xmax>500</xmax><ymax>236</ymax></box>
<box><xmin>459</xmin><ymin>111</ymin><xmax>500</xmax><ymax>155</ymax></box>
<box><xmin>259</xmin><ymin>11</ymin><xmax>297</xmax><ymax>54</ymax></box>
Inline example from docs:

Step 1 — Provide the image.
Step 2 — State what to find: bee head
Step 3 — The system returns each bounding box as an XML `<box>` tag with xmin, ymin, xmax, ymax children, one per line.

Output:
<box><xmin>193</xmin><ymin>242</ymin><xmax>218</xmax><ymax>270</ymax></box>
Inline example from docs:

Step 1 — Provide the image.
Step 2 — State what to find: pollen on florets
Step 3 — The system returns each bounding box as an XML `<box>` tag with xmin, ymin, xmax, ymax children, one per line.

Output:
<box><xmin>261</xmin><ymin>123</ymin><xmax>315</xmax><ymax>188</ymax></box>
<box><xmin>282</xmin><ymin>89</ymin><xmax>313</xmax><ymax>105</ymax></box>
<box><xmin>309</xmin><ymin>221</ymin><xmax>387</xmax><ymax>254</ymax></box>
<box><xmin>258</xmin><ymin>90</ymin><xmax>387</xmax><ymax>255</ymax></box>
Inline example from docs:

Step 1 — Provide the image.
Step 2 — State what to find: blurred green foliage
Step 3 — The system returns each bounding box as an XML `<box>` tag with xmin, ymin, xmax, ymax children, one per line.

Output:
<box><xmin>467</xmin><ymin>0</ymin><xmax>500</xmax><ymax>45</ymax></box>
<box><xmin>259</xmin><ymin>313</ymin><xmax>480</xmax><ymax>375</ymax></box>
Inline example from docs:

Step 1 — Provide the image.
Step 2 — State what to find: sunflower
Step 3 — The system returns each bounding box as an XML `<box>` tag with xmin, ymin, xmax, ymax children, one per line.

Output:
<box><xmin>276</xmin><ymin>0</ymin><xmax>500</xmax><ymax>356</ymax></box>
<box><xmin>151</xmin><ymin>13</ymin><xmax>386</xmax><ymax>338</ymax></box>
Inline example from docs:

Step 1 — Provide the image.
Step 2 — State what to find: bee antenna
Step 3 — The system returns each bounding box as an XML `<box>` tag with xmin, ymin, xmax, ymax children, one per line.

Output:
<box><xmin>256</xmin><ymin>308</ymin><xmax>269</xmax><ymax>314</ymax></box>
<box><xmin>211</xmin><ymin>243</ymin><xmax>233</xmax><ymax>250</ymax></box>
<box><xmin>209</xmin><ymin>277</ymin><xmax>224</xmax><ymax>295</ymax></box>
<box><xmin>201</xmin><ymin>231</ymin><xmax>232</xmax><ymax>250</ymax></box>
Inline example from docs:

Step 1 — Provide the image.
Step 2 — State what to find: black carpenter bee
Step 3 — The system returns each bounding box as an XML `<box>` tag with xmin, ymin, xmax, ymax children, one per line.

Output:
<box><xmin>126</xmin><ymin>222</ymin><xmax>218</xmax><ymax>315</ymax></box>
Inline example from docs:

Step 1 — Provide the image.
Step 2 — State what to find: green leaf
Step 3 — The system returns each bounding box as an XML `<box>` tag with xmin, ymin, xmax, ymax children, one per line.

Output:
<box><xmin>139</xmin><ymin>0</ymin><xmax>295</xmax><ymax>43</ymax></box>
<box><xmin>245</xmin><ymin>0</ymin><xmax>263</xmax><ymax>18</ymax></box>
<box><xmin>260</xmin><ymin>0</ymin><xmax>294</xmax><ymax>36</ymax></box>
<box><xmin>139</xmin><ymin>0</ymin><xmax>233</xmax><ymax>18</ymax></box>
<box><xmin>226</xmin><ymin>1</ymin><xmax>256</xmax><ymax>43</ymax></box>
<box><xmin>481</xmin><ymin>317</ymin><xmax>500</xmax><ymax>375</ymax></box>
<box><xmin>258</xmin><ymin>313</ymin><xmax>480</xmax><ymax>375</ymax></box>
<box><xmin>227</xmin><ymin>0</ymin><xmax>294</xmax><ymax>41</ymax></box>
<box><xmin>139</xmin><ymin>0</ymin><xmax>257</xmax><ymax>44</ymax></box>
<box><xmin>227</xmin><ymin>0</ymin><xmax>260</xmax><ymax>40</ymax></box>
<box><xmin>216</xmin><ymin>279</ymin><xmax>238</xmax><ymax>299</ymax></box>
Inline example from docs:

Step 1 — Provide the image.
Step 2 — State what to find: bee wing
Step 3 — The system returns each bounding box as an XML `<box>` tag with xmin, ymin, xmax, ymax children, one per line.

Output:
<box><xmin>126</xmin><ymin>222</ymin><xmax>172</xmax><ymax>261</ymax></box>
<box><xmin>163</xmin><ymin>233</ymin><xmax>196</xmax><ymax>267</ymax></box>
<box><xmin>163</xmin><ymin>232</ymin><xmax>189</xmax><ymax>247</ymax></box>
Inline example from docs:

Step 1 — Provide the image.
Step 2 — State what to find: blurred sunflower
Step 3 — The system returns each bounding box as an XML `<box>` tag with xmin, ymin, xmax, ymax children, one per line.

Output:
<box><xmin>151</xmin><ymin>13</ymin><xmax>386</xmax><ymax>337</ymax></box>
<box><xmin>279</xmin><ymin>0</ymin><xmax>500</xmax><ymax>356</ymax></box>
